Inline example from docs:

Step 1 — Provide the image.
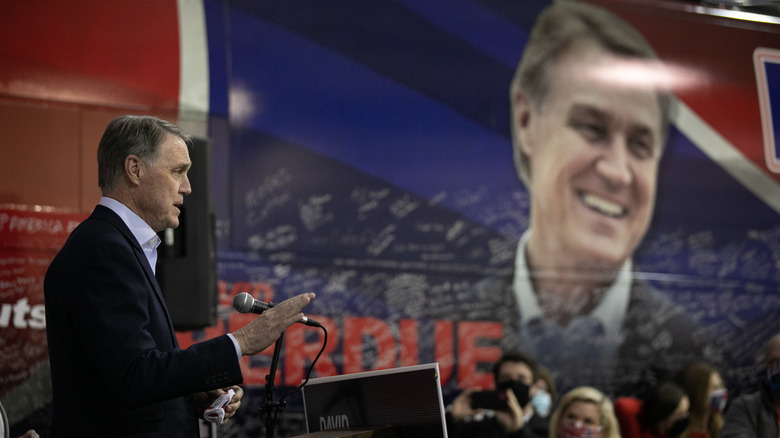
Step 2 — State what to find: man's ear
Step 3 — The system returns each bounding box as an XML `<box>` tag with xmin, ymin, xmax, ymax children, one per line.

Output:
<box><xmin>124</xmin><ymin>155</ymin><xmax>143</xmax><ymax>186</ymax></box>
<box><xmin>511</xmin><ymin>89</ymin><xmax>536</xmax><ymax>158</ymax></box>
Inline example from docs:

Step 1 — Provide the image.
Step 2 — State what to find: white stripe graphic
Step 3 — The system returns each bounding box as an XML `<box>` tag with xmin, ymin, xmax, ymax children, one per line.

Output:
<box><xmin>177</xmin><ymin>0</ymin><xmax>209</xmax><ymax>137</ymax></box>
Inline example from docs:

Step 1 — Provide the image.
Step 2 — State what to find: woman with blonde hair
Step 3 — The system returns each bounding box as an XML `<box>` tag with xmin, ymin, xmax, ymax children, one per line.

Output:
<box><xmin>549</xmin><ymin>386</ymin><xmax>620</xmax><ymax>438</ymax></box>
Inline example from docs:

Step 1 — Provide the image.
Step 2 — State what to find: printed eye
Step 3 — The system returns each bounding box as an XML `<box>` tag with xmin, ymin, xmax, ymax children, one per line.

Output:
<box><xmin>626</xmin><ymin>125</ymin><xmax>658</xmax><ymax>159</ymax></box>
<box><xmin>572</xmin><ymin>121</ymin><xmax>607</xmax><ymax>142</ymax></box>
<box><xmin>629</xmin><ymin>137</ymin><xmax>654</xmax><ymax>160</ymax></box>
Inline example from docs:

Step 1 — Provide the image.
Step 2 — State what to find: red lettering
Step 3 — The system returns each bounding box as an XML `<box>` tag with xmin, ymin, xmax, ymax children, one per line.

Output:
<box><xmin>229</xmin><ymin>281</ymin><xmax>251</xmax><ymax>298</ymax></box>
<box><xmin>435</xmin><ymin>320</ymin><xmax>455</xmax><ymax>386</ymax></box>
<box><xmin>217</xmin><ymin>280</ymin><xmax>228</xmax><ymax>301</ymax></box>
<box><xmin>177</xmin><ymin>302</ymin><xmax>503</xmax><ymax>393</ymax></box>
<box><xmin>343</xmin><ymin>317</ymin><xmax>396</xmax><ymax>374</ymax></box>
<box><xmin>399</xmin><ymin>318</ymin><xmax>418</xmax><ymax>367</ymax></box>
<box><xmin>248</xmin><ymin>282</ymin><xmax>274</xmax><ymax>302</ymax></box>
<box><xmin>457</xmin><ymin>321</ymin><xmax>502</xmax><ymax>389</ymax></box>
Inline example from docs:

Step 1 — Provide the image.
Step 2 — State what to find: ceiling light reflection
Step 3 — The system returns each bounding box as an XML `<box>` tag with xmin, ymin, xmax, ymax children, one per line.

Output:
<box><xmin>583</xmin><ymin>58</ymin><xmax>711</xmax><ymax>93</ymax></box>
<box><xmin>229</xmin><ymin>83</ymin><xmax>259</xmax><ymax>126</ymax></box>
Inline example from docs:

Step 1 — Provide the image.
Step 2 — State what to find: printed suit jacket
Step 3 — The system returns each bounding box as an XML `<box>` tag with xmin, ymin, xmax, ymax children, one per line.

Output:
<box><xmin>442</xmin><ymin>271</ymin><xmax>713</xmax><ymax>398</ymax></box>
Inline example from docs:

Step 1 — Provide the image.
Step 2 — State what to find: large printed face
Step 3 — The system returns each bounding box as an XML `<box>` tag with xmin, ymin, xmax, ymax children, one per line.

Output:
<box><xmin>515</xmin><ymin>39</ymin><xmax>664</xmax><ymax>271</ymax></box>
<box><xmin>135</xmin><ymin>134</ymin><xmax>192</xmax><ymax>232</ymax></box>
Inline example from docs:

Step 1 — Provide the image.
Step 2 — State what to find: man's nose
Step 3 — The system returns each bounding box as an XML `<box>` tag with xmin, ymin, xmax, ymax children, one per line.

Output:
<box><xmin>181</xmin><ymin>173</ymin><xmax>192</xmax><ymax>195</ymax></box>
<box><xmin>595</xmin><ymin>140</ymin><xmax>633</xmax><ymax>187</ymax></box>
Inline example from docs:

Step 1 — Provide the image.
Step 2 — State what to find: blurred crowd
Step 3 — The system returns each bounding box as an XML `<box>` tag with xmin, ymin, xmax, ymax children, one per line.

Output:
<box><xmin>447</xmin><ymin>332</ymin><xmax>780</xmax><ymax>438</ymax></box>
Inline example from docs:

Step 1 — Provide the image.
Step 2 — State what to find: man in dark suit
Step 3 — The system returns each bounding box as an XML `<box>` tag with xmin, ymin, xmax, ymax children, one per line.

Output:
<box><xmin>497</xmin><ymin>2</ymin><xmax>711</xmax><ymax>396</ymax></box>
<box><xmin>44</xmin><ymin>115</ymin><xmax>315</xmax><ymax>437</ymax></box>
<box><xmin>723</xmin><ymin>332</ymin><xmax>780</xmax><ymax>438</ymax></box>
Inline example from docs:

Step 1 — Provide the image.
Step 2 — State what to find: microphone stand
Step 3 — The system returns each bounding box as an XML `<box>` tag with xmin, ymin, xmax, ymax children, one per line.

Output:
<box><xmin>262</xmin><ymin>332</ymin><xmax>285</xmax><ymax>438</ymax></box>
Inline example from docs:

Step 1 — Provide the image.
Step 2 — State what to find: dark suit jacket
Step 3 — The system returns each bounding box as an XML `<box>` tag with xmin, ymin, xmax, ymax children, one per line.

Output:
<box><xmin>44</xmin><ymin>205</ymin><xmax>243</xmax><ymax>437</ymax></box>
<box><xmin>722</xmin><ymin>384</ymin><xmax>779</xmax><ymax>438</ymax></box>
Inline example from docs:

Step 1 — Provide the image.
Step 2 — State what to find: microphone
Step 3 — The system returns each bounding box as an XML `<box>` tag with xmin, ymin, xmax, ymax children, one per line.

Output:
<box><xmin>232</xmin><ymin>292</ymin><xmax>321</xmax><ymax>327</ymax></box>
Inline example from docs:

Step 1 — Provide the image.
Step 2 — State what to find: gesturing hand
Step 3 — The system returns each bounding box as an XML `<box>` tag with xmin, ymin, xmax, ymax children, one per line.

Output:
<box><xmin>232</xmin><ymin>293</ymin><xmax>316</xmax><ymax>356</ymax></box>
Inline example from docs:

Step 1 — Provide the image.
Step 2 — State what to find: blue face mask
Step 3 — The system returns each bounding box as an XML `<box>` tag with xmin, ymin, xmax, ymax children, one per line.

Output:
<box><xmin>532</xmin><ymin>389</ymin><xmax>552</xmax><ymax>417</ymax></box>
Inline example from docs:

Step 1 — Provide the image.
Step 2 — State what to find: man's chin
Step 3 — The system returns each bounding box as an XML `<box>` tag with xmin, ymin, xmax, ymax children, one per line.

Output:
<box><xmin>569</xmin><ymin>226</ymin><xmax>635</xmax><ymax>261</ymax></box>
<box><xmin>165</xmin><ymin>217</ymin><xmax>180</xmax><ymax>230</ymax></box>
<box><xmin>572</xmin><ymin>239</ymin><xmax>631</xmax><ymax>271</ymax></box>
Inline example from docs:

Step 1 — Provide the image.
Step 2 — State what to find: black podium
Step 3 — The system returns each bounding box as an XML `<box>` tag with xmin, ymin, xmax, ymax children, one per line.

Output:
<box><xmin>299</xmin><ymin>364</ymin><xmax>448</xmax><ymax>438</ymax></box>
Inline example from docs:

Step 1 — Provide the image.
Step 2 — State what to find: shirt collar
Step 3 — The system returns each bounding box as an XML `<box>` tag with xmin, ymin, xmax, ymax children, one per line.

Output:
<box><xmin>99</xmin><ymin>196</ymin><xmax>160</xmax><ymax>250</ymax></box>
<box><xmin>513</xmin><ymin>230</ymin><xmax>632</xmax><ymax>338</ymax></box>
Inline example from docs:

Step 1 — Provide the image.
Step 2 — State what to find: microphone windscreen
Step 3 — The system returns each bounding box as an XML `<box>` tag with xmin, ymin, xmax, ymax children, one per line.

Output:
<box><xmin>232</xmin><ymin>292</ymin><xmax>254</xmax><ymax>313</ymax></box>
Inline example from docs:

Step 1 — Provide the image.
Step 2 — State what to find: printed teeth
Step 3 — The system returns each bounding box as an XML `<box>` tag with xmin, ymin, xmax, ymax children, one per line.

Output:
<box><xmin>581</xmin><ymin>193</ymin><xmax>625</xmax><ymax>218</ymax></box>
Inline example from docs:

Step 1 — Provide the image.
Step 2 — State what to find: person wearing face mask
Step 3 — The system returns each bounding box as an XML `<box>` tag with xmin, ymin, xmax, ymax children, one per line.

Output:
<box><xmin>722</xmin><ymin>333</ymin><xmax>780</xmax><ymax>438</ymax></box>
<box><xmin>447</xmin><ymin>351</ymin><xmax>549</xmax><ymax>438</ymax></box>
<box><xmin>532</xmin><ymin>365</ymin><xmax>558</xmax><ymax>421</ymax></box>
<box><xmin>673</xmin><ymin>362</ymin><xmax>727</xmax><ymax>438</ymax></box>
<box><xmin>614</xmin><ymin>381</ymin><xmax>691</xmax><ymax>438</ymax></box>
<box><xmin>548</xmin><ymin>386</ymin><xmax>620</xmax><ymax>438</ymax></box>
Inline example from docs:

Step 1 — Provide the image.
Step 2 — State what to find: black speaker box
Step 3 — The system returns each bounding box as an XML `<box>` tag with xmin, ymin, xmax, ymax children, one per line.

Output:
<box><xmin>157</xmin><ymin>136</ymin><xmax>217</xmax><ymax>331</ymax></box>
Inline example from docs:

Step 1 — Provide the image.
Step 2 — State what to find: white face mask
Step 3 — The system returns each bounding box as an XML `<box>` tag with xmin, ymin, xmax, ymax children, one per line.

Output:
<box><xmin>532</xmin><ymin>390</ymin><xmax>552</xmax><ymax>417</ymax></box>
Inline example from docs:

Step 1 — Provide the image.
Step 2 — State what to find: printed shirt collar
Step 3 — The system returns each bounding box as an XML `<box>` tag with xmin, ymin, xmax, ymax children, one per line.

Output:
<box><xmin>513</xmin><ymin>230</ymin><xmax>632</xmax><ymax>338</ymax></box>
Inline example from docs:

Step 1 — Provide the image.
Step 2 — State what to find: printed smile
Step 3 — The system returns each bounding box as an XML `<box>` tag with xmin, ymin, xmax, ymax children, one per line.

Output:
<box><xmin>580</xmin><ymin>193</ymin><xmax>626</xmax><ymax>218</ymax></box>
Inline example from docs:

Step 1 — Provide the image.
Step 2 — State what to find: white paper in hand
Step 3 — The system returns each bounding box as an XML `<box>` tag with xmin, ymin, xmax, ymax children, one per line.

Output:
<box><xmin>204</xmin><ymin>389</ymin><xmax>235</xmax><ymax>424</ymax></box>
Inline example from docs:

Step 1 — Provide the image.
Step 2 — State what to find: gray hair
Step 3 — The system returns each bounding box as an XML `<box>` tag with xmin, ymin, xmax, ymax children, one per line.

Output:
<box><xmin>97</xmin><ymin>115</ymin><xmax>191</xmax><ymax>193</ymax></box>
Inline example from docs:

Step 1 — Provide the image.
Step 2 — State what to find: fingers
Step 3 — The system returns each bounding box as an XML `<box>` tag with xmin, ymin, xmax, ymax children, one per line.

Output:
<box><xmin>497</xmin><ymin>389</ymin><xmax>525</xmax><ymax>432</ymax></box>
<box><xmin>220</xmin><ymin>386</ymin><xmax>243</xmax><ymax>424</ymax></box>
<box><xmin>225</xmin><ymin>385</ymin><xmax>243</xmax><ymax>414</ymax></box>
<box><xmin>264</xmin><ymin>294</ymin><xmax>315</xmax><ymax>331</ymax></box>
<box><xmin>233</xmin><ymin>293</ymin><xmax>316</xmax><ymax>356</ymax></box>
<box><xmin>451</xmin><ymin>389</ymin><xmax>478</xmax><ymax>421</ymax></box>
<box><xmin>222</xmin><ymin>402</ymin><xmax>240</xmax><ymax>424</ymax></box>
<box><xmin>228</xmin><ymin>385</ymin><xmax>244</xmax><ymax>402</ymax></box>
<box><xmin>225</xmin><ymin>401</ymin><xmax>241</xmax><ymax>415</ymax></box>
<box><xmin>273</xmin><ymin>293</ymin><xmax>315</xmax><ymax>320</ymax></box>
<box><xmin>505</xmin><ymin>388</ymin><xmax>525</xmax><ymax>417</ymax></box>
